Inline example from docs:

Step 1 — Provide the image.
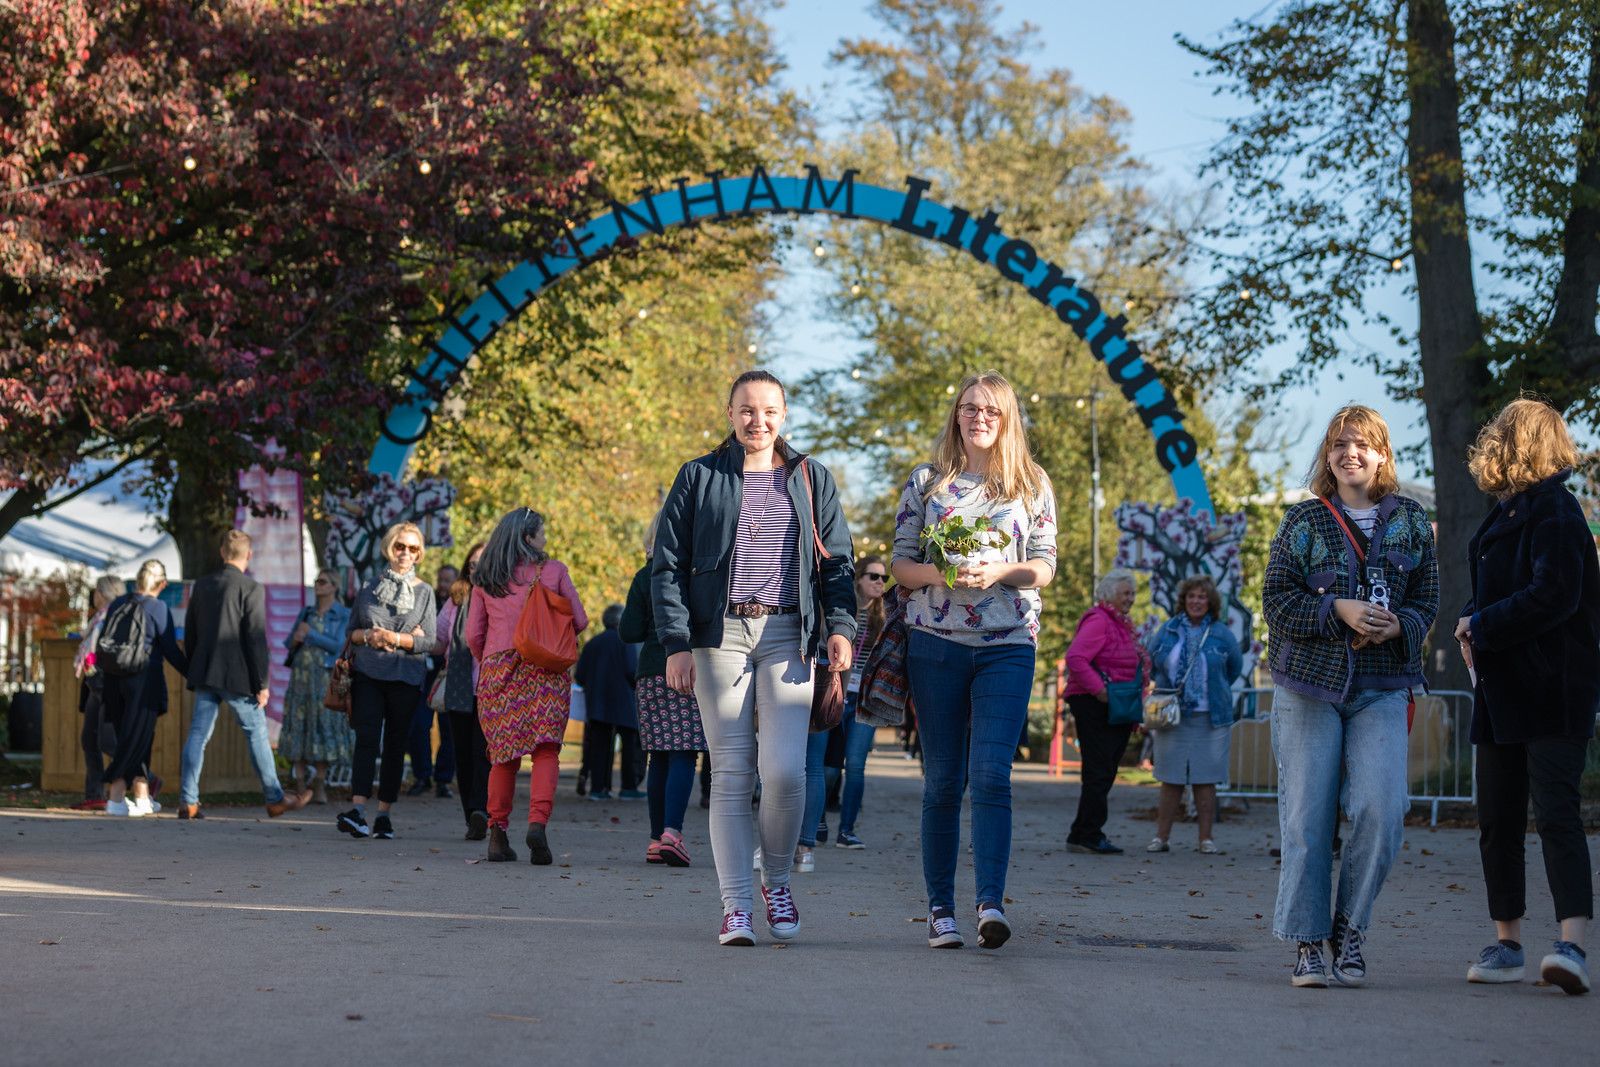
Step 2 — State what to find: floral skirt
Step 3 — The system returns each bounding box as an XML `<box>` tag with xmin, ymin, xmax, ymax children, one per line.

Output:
<box><xmin>635</xmin><ymin>674</ymin><xmax>707</xmax><ymax>752</ymax></box>
<box><xmin>278</xmin><ymin>671</ymin><xmax>353</xmax><ymax>764</ymax></box>
<box><xmin>477</xmin><ymin>649</ymin><xmax>571</xmax><ymax>764</ymax></box>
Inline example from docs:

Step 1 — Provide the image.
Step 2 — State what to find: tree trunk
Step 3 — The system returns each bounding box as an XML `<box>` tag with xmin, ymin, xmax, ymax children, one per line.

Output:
<box><xmin>1407</xmin><ymin>0</ymin><xmax>1494</xmax><ymax>693</ymax></box>
<box><xmin>168</xmin><ymin>458</ymin><xmax>237</xmax><ymax>580</ymax></box>
<box><xmin>1544</xmin><ymin>19</ymin><xmax>1600</xmax><ymax>403</ymax></box>
<box><xmin>0</xmin><ymin>484</ymin><xmax>47</xmax><ymax>543</ymax></box>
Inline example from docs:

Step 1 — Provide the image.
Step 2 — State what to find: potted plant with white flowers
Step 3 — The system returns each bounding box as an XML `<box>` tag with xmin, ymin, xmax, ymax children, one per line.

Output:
<box><xmin>919</xmin><ymin>515</ymin><xmax>1012</xmax><ymax>586</ymax></box>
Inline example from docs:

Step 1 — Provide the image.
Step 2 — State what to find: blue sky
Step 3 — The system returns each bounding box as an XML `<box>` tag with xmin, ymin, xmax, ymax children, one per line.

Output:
<box><xmin>757</xmin><ymin>0</ymin><xmax>1437</xmax><ymax>484</ymax></box>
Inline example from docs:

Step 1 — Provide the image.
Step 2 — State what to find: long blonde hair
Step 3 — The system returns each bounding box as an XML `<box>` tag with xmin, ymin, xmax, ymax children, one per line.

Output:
<box><xmin>925</xmin><ymin>372</ymin><xmax>1050</xmax><ymax>510</ymax></box>
<box><xmin>1468</xmin><ymin>397</ymin><xmax>1579</xmax><ymax>500</ymax></box>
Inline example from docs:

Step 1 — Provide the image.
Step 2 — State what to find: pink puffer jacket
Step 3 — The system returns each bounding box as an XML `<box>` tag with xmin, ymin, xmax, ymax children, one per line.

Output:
<box><xmin>1063</xmin><ymin>604</ymin><xmax>1142</xmax><ymax>696</ymax></box>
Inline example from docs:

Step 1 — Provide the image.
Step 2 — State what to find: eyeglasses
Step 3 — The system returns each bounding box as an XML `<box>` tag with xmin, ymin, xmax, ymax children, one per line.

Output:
<box><xmin>393</xmin><ymin>543</ymin><xmax>422</xmax><ymax>556</ymax></box>
<box><xmin>314</xmin><ymin>578</ymin><xmax>333</xmax><ymax>586</ymax></box>
<box><xmin>862</xmin><ymin>573</ymin><xmax>887</xmax><ymax>582</ymax></box>
<box><xmin>958</xmin><ymin>404</ymin><xmax>1002</xmax><ymax>423</ymax></box>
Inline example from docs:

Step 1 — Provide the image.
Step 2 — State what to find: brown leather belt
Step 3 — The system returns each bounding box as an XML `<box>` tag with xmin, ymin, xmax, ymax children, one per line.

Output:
<box><xmin>727</xmin><ymin>600</ymin><xmax>798</xmax><ymax>618</ymax></box>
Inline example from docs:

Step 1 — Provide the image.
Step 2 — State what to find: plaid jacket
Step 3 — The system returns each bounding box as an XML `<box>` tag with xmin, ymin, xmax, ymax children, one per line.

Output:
<box><xmin>1263</xmin><ymin>495</ymin><xmax>1438</xmax><ymax>701</ymax></box>
<box><xmin>857</xmin><ymin>585</ymin><xmax>910</xmax><ymax>728</ymax></box>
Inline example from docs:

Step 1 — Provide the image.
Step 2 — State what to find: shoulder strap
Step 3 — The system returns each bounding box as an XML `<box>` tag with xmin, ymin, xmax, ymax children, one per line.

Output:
<box><xmin>1319</xmin><ymin>497</ymin><xmax>1370</xmax><ymax>562</ymax></box>
<box><xmin>799</xmin><ymin>460</ymin><xmax>831</xmax><ymax>561</ymax></box>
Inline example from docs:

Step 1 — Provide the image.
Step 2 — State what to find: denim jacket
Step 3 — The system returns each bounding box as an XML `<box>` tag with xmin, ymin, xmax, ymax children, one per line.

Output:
<box><xmin>1146</xmin><ymin>616</ymin><xmax>1244</xmax><ymax>728</ymax></box>
<box><xmin>283</xmin><ymin>601</ymin><xmax>352</xmax><ymax>669</ymax></box>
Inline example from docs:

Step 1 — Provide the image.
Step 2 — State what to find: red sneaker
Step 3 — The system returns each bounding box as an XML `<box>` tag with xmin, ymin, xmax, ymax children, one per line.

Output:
<box><xmin>762</xmin><ymin>885</ymin><xmax>801</xmax><ymax>940</ymax></box>
<box><xmin>718</xmin><ymin>911</ymin><xmax>755</xmax><ymax>947</ymax></box>
<box><xmin>70</xmin><ymin>798</ymin><xmax>107</xmax><ymax>811</ymax></box>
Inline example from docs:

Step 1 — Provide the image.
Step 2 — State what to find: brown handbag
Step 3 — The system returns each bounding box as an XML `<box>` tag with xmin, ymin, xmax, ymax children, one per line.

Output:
<box><xmin>799</xmin><ymin>460</ymin><xmax>846</xmax><ymax>733</ymax></box>
<box><xmin>323</xmin><ymin>637</ymin><xmax>354</xmax><ymax>717</ymax></box>
<box><xmin>512</xmin><ymin>562</ymin><xmax>579</xmax><ymax>671</ymax></box>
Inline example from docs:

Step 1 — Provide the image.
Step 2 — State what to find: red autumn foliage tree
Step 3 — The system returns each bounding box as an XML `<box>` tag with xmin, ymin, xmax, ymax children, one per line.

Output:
<box><xmin>0</xmin><ymin>0</ymin><xmax>611</xmax><ymax>568</ymax></box>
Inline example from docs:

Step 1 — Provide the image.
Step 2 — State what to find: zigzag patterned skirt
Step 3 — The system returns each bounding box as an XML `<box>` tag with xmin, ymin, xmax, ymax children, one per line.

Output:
<box><xmin>477</xmin><ymin>649</ymin><xmax>571</xmax><ymax>764</ymax></box>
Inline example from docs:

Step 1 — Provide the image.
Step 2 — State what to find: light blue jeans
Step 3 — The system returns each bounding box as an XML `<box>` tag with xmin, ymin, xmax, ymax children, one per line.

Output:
<box><xmin>180</xmin><ymin>688</ymin><xmax>287</xmax><ymax>805</ymax></box>
<box><xmin>799</xmin><ymin>730</ymin><xmax>830</xmax><ymax>848</ymax></box>
<box><xmin>1271</xmin><ymin>686</ymin><xmax>1410</xmax><ymax>941</ymax></box>
<box><xmin>838</xmin><ymin>697</ymin><xmax>876</xmax><ymax>834</ymax></box>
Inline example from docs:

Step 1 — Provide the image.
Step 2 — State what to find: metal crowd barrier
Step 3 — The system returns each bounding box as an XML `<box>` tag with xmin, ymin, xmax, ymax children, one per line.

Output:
<box><xmin>1219</xmin><ymin>688</ymin><xmax>1477</xmax><ymax>825</ymax></box>
<box><xmin>1051</xmin><ymin>685</ymin><xmax>1478</xmax><ymax>825</ymax></box>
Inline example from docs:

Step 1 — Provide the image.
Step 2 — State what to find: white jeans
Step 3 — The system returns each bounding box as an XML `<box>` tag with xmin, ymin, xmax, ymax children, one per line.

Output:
<box><xmin>692</xmin><ymin>612</ymin><xmax>813</xmax><ymax>914</ymax></box>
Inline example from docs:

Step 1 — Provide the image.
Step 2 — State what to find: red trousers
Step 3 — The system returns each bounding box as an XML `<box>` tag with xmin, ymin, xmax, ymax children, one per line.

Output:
<box><xmin>487</xmin><ymin>743</ymin><xmax>560</xmax><ymax>828</ymax></box>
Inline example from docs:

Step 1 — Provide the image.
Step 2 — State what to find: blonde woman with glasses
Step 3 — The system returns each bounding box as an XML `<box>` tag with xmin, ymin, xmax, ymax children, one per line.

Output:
<box><xmin>891</xmin><ymin>372</ymin><xmax>1058</xmax><ymax>950</ymax></box>
<box><xmin>338</xmin><ymin>523</ymin><xmax>437</xmax><ymax>840</ymax></box>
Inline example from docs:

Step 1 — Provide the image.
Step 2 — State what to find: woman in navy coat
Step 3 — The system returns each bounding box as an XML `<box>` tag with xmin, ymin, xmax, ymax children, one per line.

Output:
<box><xmin>1456</xmin><ymin>398</ymin><xmax>1600</xmax><ymax>995</ymax></box>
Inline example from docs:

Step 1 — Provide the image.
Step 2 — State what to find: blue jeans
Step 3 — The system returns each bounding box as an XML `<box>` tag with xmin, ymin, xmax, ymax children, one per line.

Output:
<box><xmin>907</xmin><ymin>629</ymin><xmax>1035</xmax><ymax>912</ymax></box>
<box><xmin>799</xmin><ymin>730</ymin><xmax>830</xmax><ymax>847</ymax></box>
<box><xmin>838</xmin><ymin>697</ymin><xmax>875</xmax><ymax>833</ymax></box>
<box><xmin>180</xmin><ymin>688</ymin><xmax>286</xmax><ymax>805</ymax></box>
<box><xmin>1271</xmin><ymin>686</ymin><xmax>1410</xmax><ymax>941</ymax></box>
<box><xmin>647</xmin><ymin>750</ymin><xmax>698</xmax><ymax>837</ymax></box>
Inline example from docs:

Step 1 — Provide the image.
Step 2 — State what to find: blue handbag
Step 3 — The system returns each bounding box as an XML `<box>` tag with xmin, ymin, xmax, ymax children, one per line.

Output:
<box><xmin>1096</xmin><ymin>667</ymin><xmax>1144</xmax><ymax>725</ymax></box>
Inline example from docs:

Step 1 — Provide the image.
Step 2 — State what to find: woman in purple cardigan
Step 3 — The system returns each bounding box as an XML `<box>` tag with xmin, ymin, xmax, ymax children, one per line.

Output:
<box><xmin>1062</xmin><ymin>569</ymin><xmax>1149</xmax><ymax>854</ymax></box>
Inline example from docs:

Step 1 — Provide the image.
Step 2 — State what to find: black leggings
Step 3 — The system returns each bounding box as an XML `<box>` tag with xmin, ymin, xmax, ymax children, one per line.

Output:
<box><xmin>350</xmin><ymin>673</ymin><xmax>421</xmax><ymax>804</ymax></box>
<box><xmin>1067</xmin><ymin>691</ymin><xmax>1134</xmax><ymax>843</ymax></box>
<box><xmin>585</xmin><ymin>722</ymin><xmax>643</xmax><ymax>793</ymax></box>
<box><xmin>447</xmin><ymin>705</ymin><xmax>491</xmax><ymax>823</ymax></box>
<box><xmin>79</xmin><ymin>682</ymin><xmax>115</xmax><ymax>799</ymax></box>
<box><xmin>1476</xmin><ymin>734</ymin><xmax>1593</xmax><ymax>923</ymax></box>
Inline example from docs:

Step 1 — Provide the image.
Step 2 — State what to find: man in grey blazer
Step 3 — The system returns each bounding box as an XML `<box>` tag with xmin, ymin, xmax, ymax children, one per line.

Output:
<box><xmin>176</xmin><ymin>529</ymin><xmax>311</xmax><ymax>819</ymax></box>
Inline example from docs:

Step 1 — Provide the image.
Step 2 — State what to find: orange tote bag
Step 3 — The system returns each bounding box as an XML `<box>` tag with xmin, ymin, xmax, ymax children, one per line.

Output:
<box><xmin>512</xmin><ymin>563</ymin><xmax>579</xmax><ymax>671</ymax></box>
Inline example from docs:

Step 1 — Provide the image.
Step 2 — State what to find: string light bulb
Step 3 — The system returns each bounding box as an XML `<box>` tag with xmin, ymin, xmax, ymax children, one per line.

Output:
<box><xmin>747</xmin><ymin>343</ymin><xmax>758</xmax><ymax>354</ymax></box>
<box><xmin>1075</xmin><ymin>398</ymin><xmax>1086</xmax><ymax>409</ymax></box>
<box><xmin>1239</xmin><ymin>288</ymin><xmax>1253</xmax><ymax>301</ymax></box>
<box><xmin>1391</xmin><ymin>258</ymin><xmax>1405</xmax><ymax>271</ymax></box>
<box><xmin>637</xmin><ymin>308</ymin><xmax>648</xmax><ymax>319</ymax></box>
<box><xmin>418</xmin><ymin>160</ymin><xmax>432</xmax><ymax>175</ymax></box>
<box><xmin>850</xmin><ymin>284</ymin><xmax>860</xmax><ymax>295</ymax></box>
<box><xmin>183</xmin><ymin>156</ymin><xmax>196</xmax><ymax>171</ymax></box>
<box><xmin>945</xmin><ymin>384</ymin><xmax>955</xmax><ymax>395</ymax></box>
<box><xmin>813</xmin><ymin>242</ymin><xmax>825</xmax><ymax>258</ymax></box>
<box><xmin>1124</xmin><ymin>298</ymin><xmax>1135</xmax><ymax>311</ymax></box>
<box><xmin>850</xmin><ymin>369</ymin><xmax>862</xmax><ymax>379</ymax></box>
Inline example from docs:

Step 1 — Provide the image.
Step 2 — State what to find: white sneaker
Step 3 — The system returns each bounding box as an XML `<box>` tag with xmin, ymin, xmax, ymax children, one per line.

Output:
<box><xmin>105</xmin><ymin>799</ymin><xmax>130</xmax><ymax>816</ymax></box>
<box><xmin>126</xmin><ymin>797</ymin><xmax>151</xmax><ymax>818</ymax></box>
<box><xmin>752</xmin><ymin>847</ymin><xmax>763</xmax><ymax>870</ymax></box>
<box><xmin>793</xmin><ymin>846</ymin><xmax>815</xmax><ymax>873</ymax></box>
<box><xmin>137</xmin><ymin>797</ymin><xmax>162</xmax><ymax>815</ymax></box>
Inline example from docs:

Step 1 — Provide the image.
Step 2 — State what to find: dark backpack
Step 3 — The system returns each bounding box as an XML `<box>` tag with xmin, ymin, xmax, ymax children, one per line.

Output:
<box><xmin>96</xmin><ymin>595</ymin><xmax>151</xmax><ymax>677</ymax></box>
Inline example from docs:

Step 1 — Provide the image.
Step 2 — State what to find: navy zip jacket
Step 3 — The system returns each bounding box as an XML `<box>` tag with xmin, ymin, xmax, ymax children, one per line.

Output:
<box><xmin>652</xmin><ymin>444</ymin><xmax>857</xmax><ymax>660</ymax></box>
<box><xmin>1463</xmin><ymin>468</ymin><xmax>1600</xmax><ymax>744</ymax></box>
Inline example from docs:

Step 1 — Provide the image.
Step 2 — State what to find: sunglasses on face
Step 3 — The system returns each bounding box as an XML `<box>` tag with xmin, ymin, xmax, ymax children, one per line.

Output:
<box><xmin>393</xmin><ymin>543</ymin><xmax>422</xmax><ymax>555</ymax></box>
<box><xmin>314</xmin><ymin>578</ymin><xmax>332</xmax><ymax>586</ymax></box>
<box><xmin>862</xmin><ymin>573</ymin><xmax>887</xmax><ymax>581</ymax></box>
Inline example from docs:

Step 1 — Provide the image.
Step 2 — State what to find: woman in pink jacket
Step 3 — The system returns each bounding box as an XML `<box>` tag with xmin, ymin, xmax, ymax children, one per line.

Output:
<box><xmin>1062</xmin><ymin>569</ymin><xmax>1149</xmax><ymax>854</ymax></box>
<box><xmin>465</xmin><ymin>508</ymin><xmax>588</xmax><ymax>864</ymax></box>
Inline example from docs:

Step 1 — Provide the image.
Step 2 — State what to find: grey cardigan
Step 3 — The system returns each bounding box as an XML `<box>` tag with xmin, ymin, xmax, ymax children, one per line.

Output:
<box><xmin>345</xmin><ymin>579</ymin><xmax>437</xmax><ymax>687</ymax></box>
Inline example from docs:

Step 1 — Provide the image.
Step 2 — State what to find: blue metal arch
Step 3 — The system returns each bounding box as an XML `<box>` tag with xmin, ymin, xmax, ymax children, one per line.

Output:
<box><xmin>371</xmin><ymin>167</ymin><xmax>1214</xmax><ymax>517</ymax></box>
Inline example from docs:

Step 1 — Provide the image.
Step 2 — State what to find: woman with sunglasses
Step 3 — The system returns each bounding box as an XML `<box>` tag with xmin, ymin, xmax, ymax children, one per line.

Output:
<box><xmin>892</xmin><ymin>372</ymin><xmax>1057</xmax><ymax>950</ymax></box>
<box><xmin>281</xmin><ymin>568</ymin><xmax>353</xmax><ymax>804</ymax></box>
<box><xmin>337</xmin><ymin>523</ymin><xmax>437</xmax><ymax>840</ymax></box>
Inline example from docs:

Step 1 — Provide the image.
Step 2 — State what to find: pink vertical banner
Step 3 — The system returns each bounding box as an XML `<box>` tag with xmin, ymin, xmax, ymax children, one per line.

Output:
<box><xmin>237</xmin><ymin>459</ymin><xmax>305</xmax><ymax>743</ymax></box>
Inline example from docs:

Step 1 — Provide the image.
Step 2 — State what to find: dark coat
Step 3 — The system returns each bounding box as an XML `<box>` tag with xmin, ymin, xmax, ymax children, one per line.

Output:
<box><xmin>619</xmin><ymin>562</ymin><xmax>667</xmax><ymax>679</ymax></box>
<box><xmin>1464</xmin><ymin>469</ymin><xmax>1600</xmax><ymax>744</ymax></box>
<box><xmin>574</xmin><ymin>627</ymin><xmax>639</xmax><ymax>728</ymax></box>
<box><xmin>184</xmin><ymin>564</ymin><xmax>270</xmax><ymax>697</ymax></box>
<box><xmin>652</xmin><ymin>446</ymin><xmax>857</xmax><ymax>660</ymax></box>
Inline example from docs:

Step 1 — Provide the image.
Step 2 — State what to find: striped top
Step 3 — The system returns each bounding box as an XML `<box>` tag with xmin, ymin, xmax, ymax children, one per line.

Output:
<box><xmin>728</xmin><ymin>468</ymin><xmax>799</xmax><ymax>607</ymax></box>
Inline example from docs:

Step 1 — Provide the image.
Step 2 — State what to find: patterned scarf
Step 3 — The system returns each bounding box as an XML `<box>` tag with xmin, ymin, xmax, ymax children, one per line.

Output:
<box><xmin>1178</xmin><ymin>619</ymin><xmax>1210</xmax><ymax>709</ymax></box>
<box><xmin>372</xmin><ymin>568</ymin><xmax>416</xmax><ymax>613</ymax></box>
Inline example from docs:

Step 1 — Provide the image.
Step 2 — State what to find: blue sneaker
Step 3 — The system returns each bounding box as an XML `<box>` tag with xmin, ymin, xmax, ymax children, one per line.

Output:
<box><xmin>1467</xmin><ymin>942</ymin><xmax>1524</xmax><ymax>984</ymax></box>
<box><xmin>1541</xmin><ymin>941</ymin><xmax>1591</xmax><ymax>995</ymax></box>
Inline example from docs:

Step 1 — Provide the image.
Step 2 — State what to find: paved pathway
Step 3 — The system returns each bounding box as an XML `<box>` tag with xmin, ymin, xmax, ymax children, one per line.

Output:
<box><xmin>2</xmin><ymin>750</ymin><xmax>1594</xmax><ymax>1065</ymax></box>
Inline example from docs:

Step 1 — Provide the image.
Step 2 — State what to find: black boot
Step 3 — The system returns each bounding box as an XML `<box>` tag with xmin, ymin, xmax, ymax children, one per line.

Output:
<box><xmin>487</xmin><ymin>824</ymin><xmax>517</xmax><ymax>862</ymax></box>
<box><xmin>525</xmin><ymin>822</ymin><xmax>553</xmax><ymax>865</ymax></box>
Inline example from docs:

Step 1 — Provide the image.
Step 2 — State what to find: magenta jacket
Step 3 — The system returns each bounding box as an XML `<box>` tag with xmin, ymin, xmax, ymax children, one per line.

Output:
<box><xmin>466</xmin><ymin>560</ymin><xmax>588</xmax><ymax>663</ymax></box>
<box><xmin>1063</xmin><ymin>604</ymin><xmax>1141</xmax><ymax>697</ymax></box>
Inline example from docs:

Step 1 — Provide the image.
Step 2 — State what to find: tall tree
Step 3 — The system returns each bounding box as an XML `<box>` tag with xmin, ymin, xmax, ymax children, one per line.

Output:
<box><xmin>0</xmin><ymin>0</ymin><xmax>614</xmax><ymax>573</ymax></box>
<box><xmin>803</xmin><ymin>0</ymin><xmax>1202</xmax><ymax>674</ymax></box>
<box><xmin>410</xmin><ymin>0</ymin><xmax>804</xmax><ymax>613</ymax></box>
<box><xmin>1180</xmin><ymin>1</ymin><xmax>1600</xmax><ymax>688</ymax></box>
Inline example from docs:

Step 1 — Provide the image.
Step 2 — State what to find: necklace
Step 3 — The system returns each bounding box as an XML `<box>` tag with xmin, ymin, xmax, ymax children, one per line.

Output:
<box><xmin>746</xmin><ymin>472</ymin><xmax>775</xmax><ymax>541</ymax></box>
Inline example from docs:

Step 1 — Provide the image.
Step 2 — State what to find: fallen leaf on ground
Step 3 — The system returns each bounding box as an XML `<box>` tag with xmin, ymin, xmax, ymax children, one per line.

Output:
<box><xmin>39</xmin><ymin>940</ymin><xmax>58</xmax><ymax>945</ymax></box>
<box><xmin>487</xmin><ymin>1014</ymin><xmax>540</xmax><ymax>1023</ymax></box>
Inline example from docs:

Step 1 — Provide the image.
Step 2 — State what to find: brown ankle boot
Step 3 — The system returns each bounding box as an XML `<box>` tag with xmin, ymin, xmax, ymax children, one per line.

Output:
<box><xmin>486</xmin><ymin>824</ymin><xmax>517</xmax><ymax>862</ymax></box>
